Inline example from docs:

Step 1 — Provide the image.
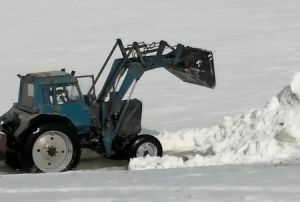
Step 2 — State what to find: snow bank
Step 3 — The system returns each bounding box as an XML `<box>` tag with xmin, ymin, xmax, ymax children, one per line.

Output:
<box><xmin>129</xmin><ymin>73</ymin><xmax>300</xmax><ymax>170</ymax></box>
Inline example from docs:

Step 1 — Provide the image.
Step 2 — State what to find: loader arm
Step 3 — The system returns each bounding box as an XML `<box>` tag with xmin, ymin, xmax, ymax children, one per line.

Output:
<box><xmin>88</xmin><ymin>39</ymin><xmax>215</xmax><ymax>155</ymax></box>
<box><xmin>95</xmin><ymin>40</ymin><xmax>215</xmax><ymax>103</ymax></box>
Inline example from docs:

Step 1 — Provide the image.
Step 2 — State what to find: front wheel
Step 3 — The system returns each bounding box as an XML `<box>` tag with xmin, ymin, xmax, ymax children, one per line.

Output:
<box><xmin>20</xmin><ymin>123</ymin><xmax>81</xmax><ymax>173</ymax></box>
<box><xmin>130</xmin><ymin>134</ymin><xmax>163</xmax><ymax>158</ymax></box>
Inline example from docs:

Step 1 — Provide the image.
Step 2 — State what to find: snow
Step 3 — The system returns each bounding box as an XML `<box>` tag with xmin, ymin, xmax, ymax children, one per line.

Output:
<box><xmin>129</xmin><ymin>82</ymin><xmax>300</xmax><ymax>170</ymax></box>
<box><xmin>290</xmin><ymin>73</ymin><xmax>300</xmax><ymax>99</ymax></box>
<box><xmin>1</xmin><ymin>0</ymin><xmax>300</xmax><ymax>201</ymax></box>
<box><xmin>2</xmin><ymin>164</ymin><xmax>300</xmax><ymax>202</ymax></box>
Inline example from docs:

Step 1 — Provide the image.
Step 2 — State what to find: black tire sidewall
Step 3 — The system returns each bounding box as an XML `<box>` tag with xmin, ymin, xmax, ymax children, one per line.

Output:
<box><xmin>20</xmin><ymin>123</ymin><xmax>81</xmax><ymax>172</ymax></box>
<box><xmin>130</xmin><ymin>134</ymin><xmax>163</xmax><ymax>158</ymax></box>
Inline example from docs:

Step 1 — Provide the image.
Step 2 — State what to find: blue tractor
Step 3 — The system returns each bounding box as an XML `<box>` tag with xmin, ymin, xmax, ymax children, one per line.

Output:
<box><xmin>0</xmin><ymin>39</ymin><xmax>215</xmax><ymax>172</ymax></box>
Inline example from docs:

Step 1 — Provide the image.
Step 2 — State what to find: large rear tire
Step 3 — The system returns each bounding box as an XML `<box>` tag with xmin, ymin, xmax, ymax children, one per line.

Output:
<box><xmin>20</xmin><ymin>123</ymin><xmax>81</xmax><ymax>173</ymax></box>
<box><xmin>130</xmin><ymin>134</ymin><xmax>163</xmax><ymax>158</ymax></box>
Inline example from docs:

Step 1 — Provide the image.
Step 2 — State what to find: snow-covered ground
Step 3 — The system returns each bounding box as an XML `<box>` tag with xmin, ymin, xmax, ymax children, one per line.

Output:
<box><xmin>1</xmin><ymin>0</ymin><xmax>300</xmax><ymax>201</ymax></box>
<box><xmin>2</xmin><ymin>164</ymin><xmax>300</xmax><ymax>202</ymax></box>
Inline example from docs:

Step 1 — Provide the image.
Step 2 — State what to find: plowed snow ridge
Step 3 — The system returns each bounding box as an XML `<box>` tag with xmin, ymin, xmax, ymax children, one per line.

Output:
<box><xmin>129</xmin><ymin>73</ymin><xmax>300</xmax><ymax>170</ymax></box>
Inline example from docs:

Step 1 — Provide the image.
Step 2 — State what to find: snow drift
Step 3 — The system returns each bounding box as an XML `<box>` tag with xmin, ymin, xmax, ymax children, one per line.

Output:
<box><xmin>129</xmin><ymin>73</ymin><xmax>300</xmax><ymax>170</ymax></box>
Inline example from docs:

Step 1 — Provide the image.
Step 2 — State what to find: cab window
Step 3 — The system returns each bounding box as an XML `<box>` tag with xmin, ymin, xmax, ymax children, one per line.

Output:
<box><xmin>19</xmin><ymin>81</ymin><xmax>34</xmax><ymax>108</ymax></box>
<box><xmin>55</xmin><ymin>84</ymin><xmax>81</xmax><ymax>104</ymax></box>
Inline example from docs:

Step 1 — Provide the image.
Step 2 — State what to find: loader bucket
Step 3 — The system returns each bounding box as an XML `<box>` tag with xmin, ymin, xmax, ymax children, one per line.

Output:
<box><xmin>166</xmin><ymin>45</ymin><xmax>216</xmax><ymax>88</ymax></box>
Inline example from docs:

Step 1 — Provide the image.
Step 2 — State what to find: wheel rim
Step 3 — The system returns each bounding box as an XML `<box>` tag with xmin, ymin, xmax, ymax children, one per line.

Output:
<box><xmin>32</xmin><ymin>130</ymin><xmax>73</xmax><ymax>172</ymax></box>
<box><xmin>136</xmin><ymin>142</ymin><xmax>158</xmax><ymax>157</ymax></box>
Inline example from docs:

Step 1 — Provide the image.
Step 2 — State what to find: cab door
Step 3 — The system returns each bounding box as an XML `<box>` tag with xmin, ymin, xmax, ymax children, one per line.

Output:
<box><xmin>52</xmin><ymin>83</ymin><xmax>91</xmax><ymax>134</ymax></box>
<box><xmin>76</xmin><ymin>75</ymin><xmax>96</xmax><ymax>98</ymax></box>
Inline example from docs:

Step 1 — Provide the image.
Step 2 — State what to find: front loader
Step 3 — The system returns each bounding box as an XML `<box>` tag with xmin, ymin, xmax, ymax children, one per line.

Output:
<box><xmin>0</xmin><ymin>39</ymin><xmax>215</xmax><ymax>172</ymax></box>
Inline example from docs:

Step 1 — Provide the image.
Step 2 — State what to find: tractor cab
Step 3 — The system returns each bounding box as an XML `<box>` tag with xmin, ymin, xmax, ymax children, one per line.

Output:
<box><xmin>16</xmin><ymin>71</ymin><xmax>92</xmax><ymax>134</ymax></box>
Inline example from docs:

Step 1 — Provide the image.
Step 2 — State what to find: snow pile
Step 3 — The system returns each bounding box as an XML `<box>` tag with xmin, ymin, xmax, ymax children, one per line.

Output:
<box><xmin>129</xmin><ymin>73</ymin><xmax>300</xmax><ymax>170</ymax></box>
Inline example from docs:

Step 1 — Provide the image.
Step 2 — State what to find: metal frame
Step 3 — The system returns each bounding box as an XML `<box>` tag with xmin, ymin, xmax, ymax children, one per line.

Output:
<box><xmin>88</xmin><ymin>39</ymin><xmax>215</xmax><ymax>155</ymax></box>
<box><xmin>76</xmin><ymin>75</ymin><xmax>96</xmax><ymax>97</ymax></box>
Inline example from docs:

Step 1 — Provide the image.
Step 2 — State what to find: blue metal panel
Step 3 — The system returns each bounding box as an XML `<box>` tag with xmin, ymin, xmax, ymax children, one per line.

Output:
<box><xmin>53</xmin><ymin>103</ymin><xmax>91</xmax><ymax>134</ymax></box>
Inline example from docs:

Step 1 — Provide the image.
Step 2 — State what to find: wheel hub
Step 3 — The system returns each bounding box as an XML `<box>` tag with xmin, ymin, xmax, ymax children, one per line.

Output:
<box><xmin>47</xmin><ymin>145</ymin><xmax>58</xmax><ymax>157</ymax></box>
<box><xmin>136</xmin><ymin>142</ymin><xmax>158</xmax><ymax>157</ymax></box>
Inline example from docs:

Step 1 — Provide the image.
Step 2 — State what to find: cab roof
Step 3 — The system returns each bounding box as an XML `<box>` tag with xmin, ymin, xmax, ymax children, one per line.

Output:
<box><xmin>26</xmin><ymin>71</ymin><xmax>70</xmax><ymax>79</ymax></box>
<box><xmin>24</xmin><ymin>71</ymin><xmax>77</xmax><ymax>85</ymax></box>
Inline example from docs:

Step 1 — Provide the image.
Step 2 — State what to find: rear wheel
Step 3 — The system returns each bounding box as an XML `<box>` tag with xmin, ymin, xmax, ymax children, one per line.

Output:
<box><xmin>130</xmin><ymin>135</ymin><xmax>163</xmax><ymax>158</ymax></box>
<box><xmin>20</xmin><ymin>123</ymin><xmax>81</xmax><ymax>173</ymax></box>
